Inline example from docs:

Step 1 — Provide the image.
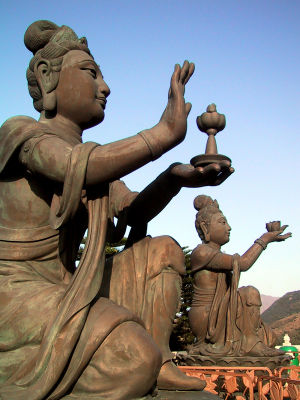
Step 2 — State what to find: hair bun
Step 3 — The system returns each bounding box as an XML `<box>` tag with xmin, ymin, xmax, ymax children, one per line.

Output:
<box><xmin>24</xmin><ymin>20</ymin><xmax>59</xmax><ymax>55</ymax></box>
<box><xmin>194</xmin><ymin>195</ymin><xmax>219</xmax><ymax>211</ymax></box>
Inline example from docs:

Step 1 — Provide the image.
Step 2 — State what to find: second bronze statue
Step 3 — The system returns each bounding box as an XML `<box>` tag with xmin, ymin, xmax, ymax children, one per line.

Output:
<box><xmin>187</xmin><ymin>195</ymin><xmax>291</xmax><ymax>363</ymax></box>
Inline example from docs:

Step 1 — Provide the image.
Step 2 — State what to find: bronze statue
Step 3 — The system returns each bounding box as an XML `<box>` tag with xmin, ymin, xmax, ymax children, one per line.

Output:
<box><xmin>188</xmin><ymin>195</ymin><xmax>291</xmax><ymax>360</ymax></box>
<box><xmin>0</xmin><ymin>20</ymin><xmax>233</xmax><ymax>399</ymax></box>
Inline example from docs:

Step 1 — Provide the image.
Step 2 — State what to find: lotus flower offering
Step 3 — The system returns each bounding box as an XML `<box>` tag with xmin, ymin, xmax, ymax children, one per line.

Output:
<box><xmin>266</xmin><ymin>221</ymin><xmax>281</xmax><ymax>232</ymax></box>
<box><xmin>190</xmin><ymin>103</ymin><xmax>231</xmax><ymax>168</ymax></box>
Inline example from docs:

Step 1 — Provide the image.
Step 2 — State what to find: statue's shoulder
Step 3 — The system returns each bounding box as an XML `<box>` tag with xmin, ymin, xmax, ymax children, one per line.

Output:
<box><xmin>0</xmin><ymin>115</ymin><xmax>37</xmax><ymax>132</ymax></box>
<box><xmin>191</xmin><ymin>244</ymin><xmax>214</xmax><ymax>260</ymax></box>
<box><xmin>0</xmin><ymin>115</ymin><xmax>40</xmax><ymax>142</ymax></box>
<box><xmin>0</xmin><ymin>116</ymin><xmax>40</xmax><ymax>175</ymax></box>
<box><xmin>191</xmin><ymin>244</ymin><xmax>219</xmax><ymax>273</ymax></box>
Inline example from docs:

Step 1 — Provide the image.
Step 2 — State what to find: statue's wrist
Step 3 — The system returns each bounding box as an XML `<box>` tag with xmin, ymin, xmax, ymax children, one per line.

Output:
<box><xmin>138</xmin><ymin>130</ymin><xmax>163</xmax><ymax>161</ymax></box>
<box><xmin>254</xmin><ymin>238</ymin><xmax>267</xmax><ymax>250</ymax></box>
<box><xmin>165</xmin><ymin>163</ymin><xmax>183</xmax><ymax>193</ymax></box>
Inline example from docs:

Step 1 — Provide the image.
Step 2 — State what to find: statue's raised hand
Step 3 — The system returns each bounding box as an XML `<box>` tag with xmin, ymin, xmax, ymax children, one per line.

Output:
<box><xmin>159</xmin><ymin>61</ymin><xmax>195</xmax><ymax>145</ymax></box>
<box><xmin>261</xmin><ymin>222</ymin><xmax>292</xmax><ymax>244</ymax></box>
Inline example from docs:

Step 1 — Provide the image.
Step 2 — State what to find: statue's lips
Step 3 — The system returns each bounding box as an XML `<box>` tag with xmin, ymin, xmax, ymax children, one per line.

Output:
<box><xmin>96</xmin><ymin>97</ymin><xmax>107</xmax><ymax>109</ymax></box>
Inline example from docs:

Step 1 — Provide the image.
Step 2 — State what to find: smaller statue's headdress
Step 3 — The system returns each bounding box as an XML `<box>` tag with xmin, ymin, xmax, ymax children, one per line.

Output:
<box><xmin>194</xmin><ymin>195</ymin><xmax>221</xmax><ymax>240</ymax></box>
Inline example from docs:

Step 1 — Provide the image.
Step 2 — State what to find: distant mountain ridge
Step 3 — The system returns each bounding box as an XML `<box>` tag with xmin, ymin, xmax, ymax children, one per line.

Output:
<box><xmin>261</xmin><ymin>290</ymin><xmax>300</xmax><ymax>345</ymax></box>
<box><xmin>261</xmin><ymin>294</ymin><xmax>279</xmax><ymax>313</ymax></box>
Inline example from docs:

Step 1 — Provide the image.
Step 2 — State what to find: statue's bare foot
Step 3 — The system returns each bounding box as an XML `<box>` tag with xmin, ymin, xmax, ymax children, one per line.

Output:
<box><xmin>157</xmin><ymin>361</ymin><xmax>206</xmax><ymax>391</ymax></box>
<box><xmin>248</xmin><ymin>342</ymin><xmax>285</xmax><ymax>357</ymax></box>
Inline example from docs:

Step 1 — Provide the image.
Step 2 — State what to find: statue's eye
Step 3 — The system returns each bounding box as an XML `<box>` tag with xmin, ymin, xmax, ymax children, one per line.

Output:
<box><xmin>81</xmin><ymin>68</ymin><xmax>97</xmax><ymax>78</ymax></box>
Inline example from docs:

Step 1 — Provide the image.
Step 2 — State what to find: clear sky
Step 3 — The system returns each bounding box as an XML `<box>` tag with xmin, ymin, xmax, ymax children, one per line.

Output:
<box><xmin>1</xmin><ymin>0</ymin><xmax>299</xmax><ymax>296</ymax></box>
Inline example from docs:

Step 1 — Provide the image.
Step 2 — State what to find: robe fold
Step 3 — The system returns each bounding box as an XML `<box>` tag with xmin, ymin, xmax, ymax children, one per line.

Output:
<box><xmin>0</xmin><ymin>116</ymin><xmax>142</xmax><ymax>399</ymax></box>
<box><xmin>190</xmin><ymin>244</ymin><xmax>275</xmax><ymax>356</ymax></box>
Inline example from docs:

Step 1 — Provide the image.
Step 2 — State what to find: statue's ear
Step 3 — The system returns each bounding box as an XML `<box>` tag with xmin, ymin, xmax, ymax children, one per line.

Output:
<box><xmin>34</xmin><ymin>60</ymin><xmax>59</xmax><ymax>111</ymax></box>
<box><xmin>200</xmin><ymin>221</ymin><xmax>210</xmax><ymax>242</ymax></box>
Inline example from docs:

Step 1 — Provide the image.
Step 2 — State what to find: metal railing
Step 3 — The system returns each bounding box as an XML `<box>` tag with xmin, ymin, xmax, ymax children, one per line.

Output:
<box><xmin>179</xmin><ymin>364</ymin><xmax>300</xmax><ymax>399</ymax></box>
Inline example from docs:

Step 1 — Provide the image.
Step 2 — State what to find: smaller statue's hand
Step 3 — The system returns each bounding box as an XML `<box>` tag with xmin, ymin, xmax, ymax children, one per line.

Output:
<box><xmin>169</xmin><ymin>160</ymin><xmax>234</xmax><ymax>188</ymax></box>
<box><xmin>261</xmin><ymin>224</ymin><xmax>292</xmax><ymax>244</ymax></box>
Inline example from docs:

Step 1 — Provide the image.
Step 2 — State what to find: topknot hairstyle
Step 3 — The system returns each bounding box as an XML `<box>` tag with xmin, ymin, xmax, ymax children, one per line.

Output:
<box><xmin>194</xmin><ymin>195</ymin><xmax>221</xmax><ymax>241</ymax></box>
<box><xmin>24</xmin><ymin>20</ymin><xmax>91</xmax><ymax>112</ymax></box>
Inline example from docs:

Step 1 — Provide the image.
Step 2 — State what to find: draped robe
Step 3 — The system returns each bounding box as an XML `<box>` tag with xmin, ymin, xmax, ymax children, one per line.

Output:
<box><xmin>189</xmin><ymin>244</ymin><xmax>275</xmax><ymax>356</ymax></box>
<box><xmin>0</xmin><ymin>116</ymin><xmax>145</xmax><ymax>399</ymax></box>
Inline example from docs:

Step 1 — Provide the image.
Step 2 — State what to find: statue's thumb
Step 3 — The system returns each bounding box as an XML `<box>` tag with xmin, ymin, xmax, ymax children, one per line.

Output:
<box><xmin>186</xmin><ymin>102</ymin><xmax>192</xmax><ymax>116</ymax></box>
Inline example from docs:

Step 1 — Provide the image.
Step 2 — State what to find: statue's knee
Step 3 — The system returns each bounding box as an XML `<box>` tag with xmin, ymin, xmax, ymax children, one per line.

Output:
<box><xmin>75</xmin><ymin>321</ymin><xmax>161</xmax><ymax>397</ymax></box>
<box><xmin>129</xmin><ymin>322</ymin><xmax>162</xmax><ymax>372</ymax></box>
<box><xmin>239</xmin><ymin>285</ymin><xmax>262</xmax><ymax>306</ymax></box>
<box><xmin>118</xmin><ymin>322</ymin><xmax>162</xmax><ymax>393</ymax></box>
<box><xmin>149</xmin><ymin>235</ymin><xmax>185</xmax><ymax>275</ymax></box>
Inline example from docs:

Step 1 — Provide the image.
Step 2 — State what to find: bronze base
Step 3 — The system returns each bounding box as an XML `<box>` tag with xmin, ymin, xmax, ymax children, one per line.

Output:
<box><xmin>176</xmin><ymin>354</ymin><xmax>291</xmax><ymax>369</ymax></box>
<box><xmin>157</xmin><ymin>390</ymin><xmax>219</xmax><ymax>399</ymax></box>
<box><xmin>190</xmin><ymin>154</ymin><xmax>231</xmax><ymax>168</ymax></box>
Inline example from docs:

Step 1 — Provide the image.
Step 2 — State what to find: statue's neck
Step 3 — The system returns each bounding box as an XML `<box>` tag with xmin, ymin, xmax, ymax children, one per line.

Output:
<box><xmin>206</xmin><ymin>241</ymin><xmax>221</xmax><ymax>251</ymax></box>
<box><xmin>39</xmin><ymin>113</ymin><xmax>83</xmax><ymax>143</ymax></box>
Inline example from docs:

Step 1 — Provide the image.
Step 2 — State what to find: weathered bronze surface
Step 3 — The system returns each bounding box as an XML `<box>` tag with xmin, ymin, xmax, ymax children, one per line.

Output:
<box><xmin>190</xmin><ymin>104</ymin><xmax>231</xmax><ymax>168</ymax></box>
<box><xmin>0</xmin><ymin>20</ymin><xmax>233</xmax><ymax>399</ymax></box>
<box><xmin>157</xmin><ymin>390</ymin><xmax>219</xmax><ymax>399</ymax></box>
<box><xmin>177</xmin><ymin>354</ymin><xmax>291</xmax><ymax>369</ymax></box>
<box><xmin>187</xmin><ymin>195</ymin><xmax>291</xmax><ymax>364</ymax></box>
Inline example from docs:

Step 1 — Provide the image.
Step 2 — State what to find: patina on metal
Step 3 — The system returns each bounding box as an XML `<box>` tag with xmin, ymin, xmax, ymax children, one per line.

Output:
<box><xmin>0</xmin><ymin>20</ymin><xmax>233</xmax><ymax>399</ymax></box>
<box><xmin>185</xmin><ymin>195</ymin><xmax>291</xmax><ymax>367</ymax></box>
<box><xmin>190</xmin><ymin>103</ymin><xmax>231</xmax><ymax>168</ymax></box>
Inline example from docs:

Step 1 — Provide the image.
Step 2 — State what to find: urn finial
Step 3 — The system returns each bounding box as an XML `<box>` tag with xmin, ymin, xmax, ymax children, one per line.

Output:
<box><xmin>196</xmin><ymin>103</ymin><xmax>226</xmax><ymax>136</ymax></box>
<box><xmin>190</xmin><ymin>103</ymin><xmax>231</xmax><ymax>168</ymax></box>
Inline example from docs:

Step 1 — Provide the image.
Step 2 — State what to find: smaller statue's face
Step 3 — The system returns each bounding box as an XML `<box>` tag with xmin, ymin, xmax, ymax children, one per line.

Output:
<box><xmin>54</xmin><ymin>50</ymin><xmax>110</xmax><ymax>129</ymax></box>
<box><xmin>209</xmin><ymin>212</ymin><xmax>231</xmax><ymax>246</ymax></box>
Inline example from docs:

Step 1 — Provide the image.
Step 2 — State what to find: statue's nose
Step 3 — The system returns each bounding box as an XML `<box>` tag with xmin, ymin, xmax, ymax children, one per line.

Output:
<box><xmin>99</xmin><ymin>80</ymin><xmax>110</xmax><ymax>98</ymax></box>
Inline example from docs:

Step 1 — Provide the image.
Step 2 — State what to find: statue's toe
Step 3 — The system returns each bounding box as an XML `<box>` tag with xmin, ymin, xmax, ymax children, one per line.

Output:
<box><xmin>157</xmin><ymin>361</ymin><xmax>206</xmax><ymax>391</ymax></box>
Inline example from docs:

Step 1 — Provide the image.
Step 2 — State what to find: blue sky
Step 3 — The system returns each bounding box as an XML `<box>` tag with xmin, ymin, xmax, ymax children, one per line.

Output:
<box><xmin>1</xmin><ymin>0</ymin><xmax>299</xmax><ymax>296</ymax></box>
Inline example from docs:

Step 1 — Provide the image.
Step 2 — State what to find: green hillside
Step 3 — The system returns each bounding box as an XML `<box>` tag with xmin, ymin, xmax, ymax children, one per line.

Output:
<box><xmin>261</xmin><ymin>290</ymin><xmax>300</xmax><ymax>345</ymax></box>
<box><xmin>262</xmin><ymin>291</ymin><xmax>300</xmax><ymax>324</ymax></box>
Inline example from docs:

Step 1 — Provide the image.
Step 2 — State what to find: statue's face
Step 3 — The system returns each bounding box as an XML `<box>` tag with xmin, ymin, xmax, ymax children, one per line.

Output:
<box><xmin>209</xmin><ymin>212</ymin><xmax>231</xmax><ymax>246</ymax></box>
<box><xmin>54</xmin><ymin>50</ymin><xmax>110</xmax><ymax>130</ymax></box>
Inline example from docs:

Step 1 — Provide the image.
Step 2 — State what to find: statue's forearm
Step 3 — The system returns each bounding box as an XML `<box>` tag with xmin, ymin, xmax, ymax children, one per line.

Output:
<box><xmin>240</xmin><ymin>239</ymin><xmax>265</xmax><ymax>271</ymax></box>
<box><xmin>127</xmin><ymin>169</ymin><xmax>181</xmax><ymax>226</ymax></box>
<box><xmin>86</xmin><ymin>134</ymin><xmax>152</xmax><ymax>184</ymax></box>
<box><xmin>86</xmin><ymin>124</ymin><xmax>183</xmax><ymax>185</ymax></box>
<box><xmin>205</xmin><ymin>243</ymin><xmax>264</xmax><ymax>272</ymax></box>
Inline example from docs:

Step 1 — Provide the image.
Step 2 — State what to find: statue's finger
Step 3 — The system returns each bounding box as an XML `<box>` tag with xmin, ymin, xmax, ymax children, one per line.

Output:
<box><xmin>212</xmin><ymin>168</ymin><xmax>235</xmax><ymax>186</ymax></box>
<box><xmin>280</xmin><ymin>224</ymin><xmax>288</xmax><ymax>232</ymax></box>
<box><xmin>194</xmin><ymin>166</ymin><xmax>205</xmax><ymax>175</ymax></box>
<box><xmin>283</xmin><ymin>232</ymin><xmax>292</xmax><ymax>238</ymax></box>
<box><xmin>180</xmin><ymin>60</ymin><xmax>190</xmax><ymax>84</ymax></box>
<box><xmin>218</xmin><ymin>160</ymin><xmax>232</xmax><ymax>169</ymax></box>
<box><xmin>202</xmin><ymin>163</ymin><xmax>221</xmax><ymax>174</ymax></box>
<box><xmin>195</xmin><ymin>163</ymin><xmax>223</xmax><ymax>185</ymax></box>
<box><xmin>171</xmin><ymin>64</ymin><xmax>181</xmax><ymax>87</ymax></box>
<box><xmin>277</xmin><ymin>232</ymin><xmax>292</xmax><ymax>241</ymax></box>
<box><xmin>183</xmin><ymin>62</ymin><xmax>195</xmax><ymax>85</ymax></box>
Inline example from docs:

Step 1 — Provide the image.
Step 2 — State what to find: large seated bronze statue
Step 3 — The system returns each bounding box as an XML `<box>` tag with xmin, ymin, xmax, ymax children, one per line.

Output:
<box><xmin>0</xmin><ymin>21</ymin><xmax>233</xmax><ymax>399</ymax></box>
